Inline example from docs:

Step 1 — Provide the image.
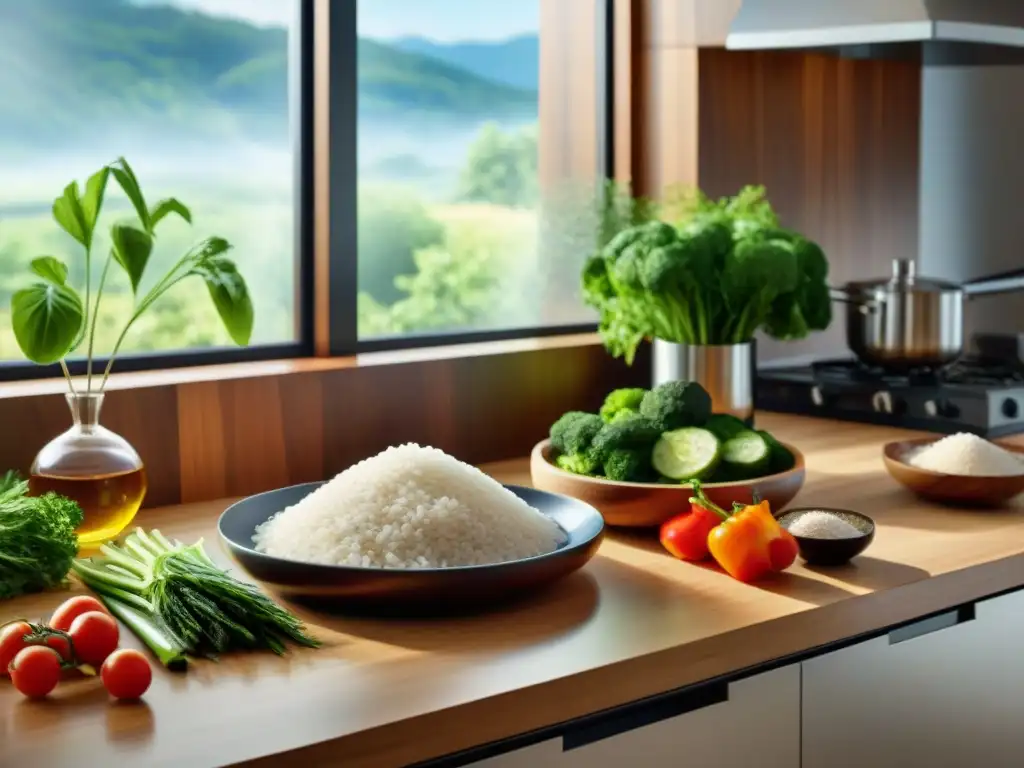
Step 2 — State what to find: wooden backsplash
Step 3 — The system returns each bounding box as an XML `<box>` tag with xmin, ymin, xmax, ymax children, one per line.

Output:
<box><xmin>629</xmin><ymin>0</ymin><xmax>922</xmax><ymax>363</ymax></box>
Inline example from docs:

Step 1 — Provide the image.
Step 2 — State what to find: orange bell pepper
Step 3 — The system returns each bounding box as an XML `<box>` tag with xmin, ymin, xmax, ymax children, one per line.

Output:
<box><xmin>689</xmin><ymin>482</ymin><xmax>799</xmax><ymax>583</ymax></box>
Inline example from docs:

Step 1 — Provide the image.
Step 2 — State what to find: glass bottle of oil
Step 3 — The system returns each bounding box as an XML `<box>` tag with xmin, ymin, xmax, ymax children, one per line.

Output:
<box><xmin>29</xmin><ymin>393</ymin><xmax>147</xmax><ymax>548</ymax></box>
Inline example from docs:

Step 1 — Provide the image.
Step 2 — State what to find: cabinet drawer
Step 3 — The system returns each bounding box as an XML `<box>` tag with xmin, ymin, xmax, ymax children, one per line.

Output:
<box><xmin>803</xmin><ymin>593</ymin><xmax>1024</xmax><ymax>768</ymax></box>
<box><xmin>464</xmin><ymin>738</ymin><xmax>564</xmax><ymax>768</ymax></box>
<box><xmin>561</xmin><ymin>666</ymin><xmax>799</xmax><ymax>768</ymax></box>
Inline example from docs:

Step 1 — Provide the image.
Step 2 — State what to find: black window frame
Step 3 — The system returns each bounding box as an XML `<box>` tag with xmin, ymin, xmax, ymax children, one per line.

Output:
<box><xmin>0</xmin><ymin>0</ymin><xmax>613</xmax><ymax>380</ymax></box>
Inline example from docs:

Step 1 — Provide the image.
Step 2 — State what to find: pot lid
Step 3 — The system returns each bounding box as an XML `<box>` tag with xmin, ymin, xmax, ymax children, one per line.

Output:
<box><xmin>844</xmin><ymin>258</ymin><xmax>961</xmax><ymax>292</ymax></box>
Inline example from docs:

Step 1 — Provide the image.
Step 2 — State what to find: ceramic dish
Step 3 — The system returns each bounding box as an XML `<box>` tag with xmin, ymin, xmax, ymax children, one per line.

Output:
<box><xmin>218</xmin><ymin>482</ymin><xmax>604</xmax><ymax>613</ymax></box>
<box><xmin>777</xmin><ymin>507</ymin><xmax>875</xmax><ymax>566</ymax></box>
<box><xmin>882</xmin><ymin>437</ymin><xmax>1024</xmax><ymax>507</ymax></box>
<box><xmin>530</xmin><ymin>439</ymin><xmax>805</xmax><ymax>528</ymax></box>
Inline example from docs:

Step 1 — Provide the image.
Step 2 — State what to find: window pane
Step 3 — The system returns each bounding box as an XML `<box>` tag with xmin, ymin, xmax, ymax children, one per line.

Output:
<box><xmin>356</xmin><ymin>0</ymin><xmax>601</xmax><ymax>340</ymax></box>
<box><xmin>0</xmin><ymin>0</ymin><xmax>300</xmax><ymax>362</ymax></box>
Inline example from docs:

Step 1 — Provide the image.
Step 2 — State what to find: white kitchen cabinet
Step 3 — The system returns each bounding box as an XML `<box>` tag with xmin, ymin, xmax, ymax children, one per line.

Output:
<box><xmin>464</xmin><ymin>738</ymin><xmax>564</xmax><ymax>768</ymax></box>
<box><xmin>802</xmin><ymin>589</ymin><xmax>1024</xmax><ymax>768</ymax></box>
<box><xmin>560</xmin><ymin>665</ymin><xmax>800</xmax><ymax>768</ymax></box>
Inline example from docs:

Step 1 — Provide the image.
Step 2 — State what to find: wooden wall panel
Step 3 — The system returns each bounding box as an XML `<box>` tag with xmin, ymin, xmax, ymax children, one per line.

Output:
<box><xmin>0</xmin><ymin>338</ymin><xmax>647</xmax><ymax>508</ymax></box>
<box><xmin>697</xmin><ymin>48</ymin><xmax>921</xmax><ymax>362</ymax></box>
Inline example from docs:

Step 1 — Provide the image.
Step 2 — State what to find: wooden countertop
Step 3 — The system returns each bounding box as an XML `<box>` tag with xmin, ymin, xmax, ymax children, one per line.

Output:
<box><xmin>4</xmin><ymin>414</ymin><xmax>1024</xmax><ymax>768</ymax></box>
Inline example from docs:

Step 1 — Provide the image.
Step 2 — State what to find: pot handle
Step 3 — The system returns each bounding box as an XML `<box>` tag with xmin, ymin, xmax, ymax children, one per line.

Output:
<box><xmin>963</xmin><ymin>267</ymin><xmax>1024</xmax><ymax>299</ymax></box>
<box><xmin>829</xmin><ymin>287</ymin><xmax>879</xmax><ymax>314</ymax></box>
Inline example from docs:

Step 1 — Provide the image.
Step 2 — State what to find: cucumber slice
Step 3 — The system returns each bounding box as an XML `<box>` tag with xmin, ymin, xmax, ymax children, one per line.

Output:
<box><xmin>652</xmin><ymin>428</ymin><xmax>721</xmax><ymax>481</ymax></box>
<box><xmin>721</xmin><ymin>431</ymin><xmax>771</xmax><ymax>478</ymax></box>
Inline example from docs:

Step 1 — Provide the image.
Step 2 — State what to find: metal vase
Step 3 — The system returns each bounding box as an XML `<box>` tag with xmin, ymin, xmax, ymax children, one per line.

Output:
<box><xmin>652</xmin><ymin>340</ymin><xmax>755</xmax><ymax>424</ymax></box>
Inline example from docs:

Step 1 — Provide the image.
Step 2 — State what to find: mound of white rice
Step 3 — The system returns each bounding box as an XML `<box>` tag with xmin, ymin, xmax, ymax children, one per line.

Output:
<box><xmin>252</xmin><ymin>444</ymin><xmax>566</xmax><ymax>569</ymax></box>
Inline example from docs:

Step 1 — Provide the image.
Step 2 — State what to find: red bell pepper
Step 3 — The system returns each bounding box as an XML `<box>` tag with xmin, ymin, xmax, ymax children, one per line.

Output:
<box><xmin>689</xmin><ymin>482</ymin><xmax>799</xmax><ymax>583</ymax></box>
<box><xmin>659</xmin><ymin>503</ymin><xmax>720</xmax><ymax>562</ymax></box>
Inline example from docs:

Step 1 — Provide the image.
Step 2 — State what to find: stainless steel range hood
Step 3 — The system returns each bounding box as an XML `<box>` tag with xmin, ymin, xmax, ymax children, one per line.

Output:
<box><xmin>726</xmin><ymin>0</ymin><xmax>1024</xmax><ymax>51</ymax></box>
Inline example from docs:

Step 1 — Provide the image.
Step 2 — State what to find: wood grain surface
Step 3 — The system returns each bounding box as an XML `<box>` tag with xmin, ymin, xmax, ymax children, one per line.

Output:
<box><xmin>3</xmin><ymin>414</ymin><xmax>1024</xmax><ymax>768</ymax></box>
<box><xmin>0</xmin><ymin>336</ymin><xmax>646</xmax><ymax>508</ymax></box>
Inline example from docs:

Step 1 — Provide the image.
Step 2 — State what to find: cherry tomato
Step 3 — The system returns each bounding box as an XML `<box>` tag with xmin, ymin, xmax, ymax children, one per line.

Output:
<box><xmin>43</xmin><ymin>633</ymin><xmax>72</xmax><ymax>662</ymax></box>
<box><xmin>68</xmin><ymin>611</ymin><xmax>119</xmax><ymax>667</ymax></box>
<box><xmin>0</xmin><ymin>621</ymin><xmax>32</xmax><ymax>677</ymax></box>
<box><xmin>9</xmin><ymin>646</ymin><xmax>61</xmax><ymax>698</ymax></box>
<box><xmin>49</xmin><ymin>595</ymin><xmax>110</xmax><ymax>633</ymax></box>
<box><xmin>101</xmin><ymin>649</ymin><xmax>152</xmax><ymax>700</ymax></box>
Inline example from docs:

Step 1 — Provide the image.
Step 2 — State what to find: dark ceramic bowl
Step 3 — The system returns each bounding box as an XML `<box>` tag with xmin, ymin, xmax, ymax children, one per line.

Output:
<box><xmin>776</xmin><ymin>507</ymin><xmax>875</xmax><ymax>567</ymax></box>
<box><xmin>218</xmin><ymin>482</ymin><xmax>604</xmax><ymax>614</ymax></box>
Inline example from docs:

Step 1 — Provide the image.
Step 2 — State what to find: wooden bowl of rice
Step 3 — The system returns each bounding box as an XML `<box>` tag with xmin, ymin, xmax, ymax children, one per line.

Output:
<box><xmin>883</xmin><ymin>434</ymin><xmax>1024</xmax><ymax>507</ymax></box>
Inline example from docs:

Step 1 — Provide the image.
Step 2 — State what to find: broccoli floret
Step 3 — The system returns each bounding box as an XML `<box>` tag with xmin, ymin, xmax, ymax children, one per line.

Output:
<box><xmin>720</xmin><ymin>237</ymin><xmax>799</xmax><ymax>342</ymax></box>
<box><xmin>603</xmin><ymin>448</ymin><xmax>656</xmax><ymax>482</ymax></box>
<box><xmin>556</xmin><ymin>452</ymin><xmax>601</xmax><ymax>476</ymax></box>
<box><xmin>590</xmin><ymin>414</ymin><xmax>661</xmax><ymax>461</ymax></box>
<box><xmin>763</xmin><ymin>235</ymin><xmax>831</xmax><ymax>340</ymax></box>
<box><xmin>549</xmin><ymin>411</ymin><xmax>604</xmax><ymax>456</ymax></box>
<box><xmin>600</xmin><ymin>388</ymin><xmax>647</xmax><ymax>424</ymax></box>
<box><xmin>639</xmin><ymin>381</ymin><xmax>712</xmax><ymax>432</ymax></box>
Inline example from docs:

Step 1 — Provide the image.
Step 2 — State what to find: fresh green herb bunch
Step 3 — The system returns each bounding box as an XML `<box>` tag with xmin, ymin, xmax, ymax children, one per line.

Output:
<box><xmin>10</xmin><ymin>157</ymin><xmax>253</xmax><ymax>392</ymax></box>
<box><xmin>0</xmin><ymin>473</ymin><xmax>84</xmax><ymax>600</ymax></box>
<box><xmin>581</xmin><ymin>185</ymin><xmax>832</xmax><ymax>364</ymax></box>
<box><xmin>73</xmin><ymin>528</ymin><xmax>319</xmax><ymax>668</ymax></box>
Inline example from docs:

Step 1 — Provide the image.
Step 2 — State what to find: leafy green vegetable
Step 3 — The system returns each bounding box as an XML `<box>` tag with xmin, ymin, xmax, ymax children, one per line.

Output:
<box><xmin>10</xmin><ymin>157</ymin><xmax>254</xmax><ymax>392</ymax></box>
<box><xmin>599</xmin><ymin>388</ymin><xmax>648</xmax><ymax>424</ymax></box>
<box><xmin>73</xmin><ymin>529</ymin><xmax>319</xmax><ymax>664</ymax></box>
<box><xmin>0</xmin><ymin>477</ymin><xmax>83</xmax><ymax>600</ymax></box>
<box><xmin>603</xmin><ymin>448</ymin><xmax>656</xmax><ymax>482</ymax></box>
<box><xmin>580</xmin><ymin>184</ymin><xmax>832</xmax><ymax>362</ymax></box>
<box><xmin>549</xmin><ymin>412</ymin><xmax>604</xmax><ymax>457</ymax></box>
<box><xmin>639</xmin><ymin>381</ymin><xmax>713</xmax><ymax>433</ymax></box>
<box><xmin>590</xmin><ymin>414</ymin><xmax>661</xmax><ymax>462</ymax></box>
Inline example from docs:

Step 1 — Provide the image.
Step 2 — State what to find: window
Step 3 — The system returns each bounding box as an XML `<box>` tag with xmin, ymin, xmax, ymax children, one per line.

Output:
<box><xmin>0</xmin><ymin>0</ymin><xmax>612</xmax><ymax>377</ymax></box>
<box><xmin>354</xmin><ymin>0</ymin><xmax>606</xmax><ymax>342</ymax></box>
<box><xmin>0</xmin><ymin>0</ymin><xmax>306</xmax><ymax>369</ymax></box>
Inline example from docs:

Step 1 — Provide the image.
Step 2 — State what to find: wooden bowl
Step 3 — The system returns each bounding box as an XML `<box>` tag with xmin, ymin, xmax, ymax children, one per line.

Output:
<box><xmin>883</xmin><ymin>437</ymin><xmax>1024</xmax><ymax>507</ymax></box>
<box><xmin>530</xmin><ymin>439</ymin><xmax>806</xmax><ymax>528</ymax></box>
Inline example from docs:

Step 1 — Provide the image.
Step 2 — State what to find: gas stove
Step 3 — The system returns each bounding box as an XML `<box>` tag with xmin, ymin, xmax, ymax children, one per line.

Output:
<box><xmin>756</xmin><ymin>356</ymin><xmax>1024</xmax><ymax>437</ymax></box>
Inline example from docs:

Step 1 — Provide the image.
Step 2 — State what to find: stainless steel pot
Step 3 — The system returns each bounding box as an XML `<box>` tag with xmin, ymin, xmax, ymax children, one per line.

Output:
<box><xmin>652</xmin><ymin>340</ymin><xmax>755</xmax><ymax>422</ymax></box>
<box><xmin>830</xmin><ymin>259</ymin><xmax>1024</xmax><ymax>370</ymax></box>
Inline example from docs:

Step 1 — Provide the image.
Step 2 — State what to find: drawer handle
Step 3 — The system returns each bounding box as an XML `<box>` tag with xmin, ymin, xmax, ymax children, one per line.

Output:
<box><xmin>562</xmin><ymin>680</ymin><xmax>729</xmax><ymax>751</ymax></box>
<box><xmin>888</xmin><ymin>604</ymin><xmax>975</xmax><ymax>645</ymax></box>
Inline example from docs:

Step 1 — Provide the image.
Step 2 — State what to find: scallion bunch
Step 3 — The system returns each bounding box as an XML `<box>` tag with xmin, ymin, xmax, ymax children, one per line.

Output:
<box><xmin>73</xmin><ymin>528</ymin><xmax>318</xmax><ymax>669</ymax></box>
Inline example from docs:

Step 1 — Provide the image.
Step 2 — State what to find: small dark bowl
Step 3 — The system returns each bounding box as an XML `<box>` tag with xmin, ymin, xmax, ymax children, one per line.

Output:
<box><xmin>776</xmin><ymin>507</ymin><xmax>875</xmax><ymax>567</ymax></box>
<box><xmin>218</xmin><ymin>482</ymin><xmax>605</xmax><ymax>614</ymax></box>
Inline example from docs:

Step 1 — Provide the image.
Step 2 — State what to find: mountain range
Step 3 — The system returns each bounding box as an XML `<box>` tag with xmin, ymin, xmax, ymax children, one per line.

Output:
<box><xmin>0</xmin><ymin>0</ymin><xmax>539</xmax><ymax>151</ymax></box>
<box><xmin>392</xmin><ymin>34</ymin><xmax>539</xmax><ymax>92</ymax></box>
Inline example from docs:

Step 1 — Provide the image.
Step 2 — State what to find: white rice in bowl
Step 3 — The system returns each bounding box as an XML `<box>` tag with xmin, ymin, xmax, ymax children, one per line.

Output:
<box><xmin>252</xmin><ymin>444</ymin><xmax>566</xmax><ymax>568</ymax></box>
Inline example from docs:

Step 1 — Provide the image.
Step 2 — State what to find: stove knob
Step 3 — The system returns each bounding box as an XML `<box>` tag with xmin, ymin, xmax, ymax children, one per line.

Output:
<box><xmin>925</xmin><ymin>400</ymin><xmax>938</xmax><ymax>417</ymax></box>
<box><xmin>1002</xmin><ymin>398</ymin><xmax>1019</xmax><ymax>419</ymax></box>
<box><xmin>811</xmin><ymin>385</ymin><xmax>824</xmax><ymax>407</ymax></box>
<box><xmin>872</xmin><ymin>390</ymin><xmax>893</xmax><ymax>414</ymax></box>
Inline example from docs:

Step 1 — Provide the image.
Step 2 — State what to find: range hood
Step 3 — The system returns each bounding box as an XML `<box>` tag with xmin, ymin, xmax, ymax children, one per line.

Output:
<box><xmin>726</xmin><ymin>0</ymin><xmax>1024</xmax><ymax>51</ymax></box>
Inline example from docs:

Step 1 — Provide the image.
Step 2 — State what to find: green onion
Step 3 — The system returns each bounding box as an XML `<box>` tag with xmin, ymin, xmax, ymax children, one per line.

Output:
<box><xmin>72</xmin><ymin>527</ymin><xmax>318</xmax><ymax>668</ymax></box>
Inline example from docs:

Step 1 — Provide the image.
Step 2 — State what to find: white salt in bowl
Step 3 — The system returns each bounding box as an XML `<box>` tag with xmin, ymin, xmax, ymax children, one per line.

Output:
<box><xmin>883</xmin><ymin>437</ymin><xmax>1024</xmax><ymax>507</ymax></box>
<box><xmin>777</xmin><ymin>507</ymin><xmax>875</xmax><ymax>566</ymax></box>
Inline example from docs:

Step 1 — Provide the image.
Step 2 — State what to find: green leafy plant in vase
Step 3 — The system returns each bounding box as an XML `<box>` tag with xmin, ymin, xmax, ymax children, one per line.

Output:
<box><xmin>10</xmin><ymin>157</ymin><xmax>254</xmax><ymax>546</ymax></box>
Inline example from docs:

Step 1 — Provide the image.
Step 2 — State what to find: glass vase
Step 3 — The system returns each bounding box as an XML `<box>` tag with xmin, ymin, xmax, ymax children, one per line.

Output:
<box><xmin>29</xmin><ymin>392</ymin><xmax>147</xmax><ymax>548</ymax></box>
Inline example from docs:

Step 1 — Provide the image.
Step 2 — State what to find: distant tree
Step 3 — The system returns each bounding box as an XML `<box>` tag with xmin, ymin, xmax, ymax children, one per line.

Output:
<box><xmin>457</xmin><ymin>122</ymin><xmax>537</xmax><ymax>208</ymax></box>
<box><xmin>357</xmin><ymin>186</ymin><xmax>446</xmax><ymax>305</ymax></box>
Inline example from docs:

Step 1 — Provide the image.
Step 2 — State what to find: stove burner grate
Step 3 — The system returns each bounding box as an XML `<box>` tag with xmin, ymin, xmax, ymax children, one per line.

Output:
<box><xmin>810</xmin><ymin>357</ymin><xmax>1024</xmax><ymax>388</ymax></box>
